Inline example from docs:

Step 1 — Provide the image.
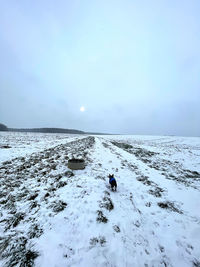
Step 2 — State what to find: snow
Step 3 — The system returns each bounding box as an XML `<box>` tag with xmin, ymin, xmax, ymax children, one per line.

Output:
<box><xmin>0</xmin><ymin>132</ymin><xmax>84</xmax><ymax>163</ymax></box>
<box><xmin>0</xmin><ymin>133</ymin><xmax>200</xmax><ymax>266</ymax></box>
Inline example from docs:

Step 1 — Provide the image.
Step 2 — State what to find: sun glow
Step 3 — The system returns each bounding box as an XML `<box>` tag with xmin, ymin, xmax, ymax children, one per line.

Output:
<box><xmin>80</xmin><ymin>106</ymin><xmax>85</xmax><ymax>112</ymax></box>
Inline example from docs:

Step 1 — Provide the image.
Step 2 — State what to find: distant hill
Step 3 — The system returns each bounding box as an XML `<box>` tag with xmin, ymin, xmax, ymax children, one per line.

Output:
<box><xmin>0</xmin><ymin>123</ymin><xmax>108</xmax><ymax>135</ymax></box>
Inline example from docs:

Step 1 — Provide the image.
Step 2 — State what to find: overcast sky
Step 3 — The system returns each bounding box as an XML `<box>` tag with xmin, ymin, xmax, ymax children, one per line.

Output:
<box><xmin>0</xmin><ymin>0</ymin><xmax>199</xmax><ymax>136</ymax></box>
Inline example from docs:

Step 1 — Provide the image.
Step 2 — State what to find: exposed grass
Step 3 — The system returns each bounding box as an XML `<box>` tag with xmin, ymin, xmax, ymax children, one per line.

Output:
<box><xmin>5</xmin><ymin>212</ymin><xmax>25</xmax><ymax>231</ymax></box>
<box><xmin>90</xmin><ymin>236</ymin><xmax>106</xmax><ymax>247</ymax></box>
<box><xmin>157</xmin><ymin>201</ymin><xmax>183</xmax><ymax>214</ymax></box>
<box><xmin>50</xmin><ymin>200</ymin><xmax>67</xmax><ymax>213</ymax></box>
<box><xmin>96</xmin><ymin>210</ymin><xmax>108</xmax><ymax>223</ymax></box>
<box><xmin>99</xmin><ymin>197</ymin><xmax>114</xmax><ymax>211</ymax></box>
<box><xmin>0</xmin><ymin>236</ymin><xmax>39</xmax><ymax>267</ymax></box>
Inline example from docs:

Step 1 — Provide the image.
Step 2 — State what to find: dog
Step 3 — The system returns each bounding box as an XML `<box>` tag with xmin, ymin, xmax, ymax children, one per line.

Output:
<box><xmin>108</xmin><ymin>174</ymin><xmax>117</xmax><ymax>191</ymax></box>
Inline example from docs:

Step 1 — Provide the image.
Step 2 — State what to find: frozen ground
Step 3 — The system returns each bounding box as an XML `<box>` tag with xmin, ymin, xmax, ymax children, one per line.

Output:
<box><xmin>0</xmin><ymin>132</ymin><xmax>200</xmax><ymax>267</ymax></box>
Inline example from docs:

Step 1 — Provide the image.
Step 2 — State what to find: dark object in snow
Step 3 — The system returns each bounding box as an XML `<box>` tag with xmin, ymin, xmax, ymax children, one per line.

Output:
<box><xmin>0</xmin><ymin>145</ymin><xmax>11</xmax><ymax>149</ymax></box>
<box><xmin>68</xmin><ymin>158</ymin><xmax>85</xmax><ymax>170</ymax></box>
<box><xmin>113</xmin><ymin>225</ymin><xmax>121</xmax><ymax>233</ymax></box>
<box><xmin>108</xmin><ymin>174</ymin><xmax>117</xmax><ymax>191</ymax></box>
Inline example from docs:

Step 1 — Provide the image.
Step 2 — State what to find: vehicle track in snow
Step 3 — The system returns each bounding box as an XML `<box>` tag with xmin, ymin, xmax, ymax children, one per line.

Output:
<box><xmin>92</xmin><ymin>137</ymin><xmax>200</xmax><ymax>267</ymax></box>
<box><xmin>110</xmin><ymin>140</ymin><xmax>200</xmax><ymax>190</ymax></box>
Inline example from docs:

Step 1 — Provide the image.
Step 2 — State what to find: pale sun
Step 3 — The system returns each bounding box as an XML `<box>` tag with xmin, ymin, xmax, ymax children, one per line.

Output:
<box><xmin>80</xmin><ymin>106</ymin><xmax>85</xmax><ymax>112</ymax></box>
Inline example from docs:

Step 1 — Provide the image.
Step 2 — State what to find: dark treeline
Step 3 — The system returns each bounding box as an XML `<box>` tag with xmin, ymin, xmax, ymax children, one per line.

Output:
<box><xmin>0</xmin><ymin>123</ymin><xmax>8</xmax><ymax>131</ymax></box>
<box><xmin>0</xmin><ymin>123</ymin><xmax>108</xmax><ymax>135</ymax></box>
<box><xmin>8</xmin><ymin>127</ymin><xmax>84</xmax><ymax>134</ymax></box>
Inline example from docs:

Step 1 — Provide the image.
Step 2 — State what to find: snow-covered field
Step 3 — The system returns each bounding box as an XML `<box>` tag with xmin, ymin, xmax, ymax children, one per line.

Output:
<box><xmin>0</xmin><ymin>132</ymin><xmax>83</xmax><ymax>164</ymax></box>
<box><xmin>0</xmin><ymin>132</ymin><xmax>200</xmax><ymax>267</ymax></box>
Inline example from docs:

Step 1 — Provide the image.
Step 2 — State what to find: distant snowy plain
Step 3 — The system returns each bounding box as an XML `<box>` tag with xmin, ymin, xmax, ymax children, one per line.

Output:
<box><xmin>0</xmin><ymin>132</ymin><xmax>200</xmax><ymax>267</ymax></box>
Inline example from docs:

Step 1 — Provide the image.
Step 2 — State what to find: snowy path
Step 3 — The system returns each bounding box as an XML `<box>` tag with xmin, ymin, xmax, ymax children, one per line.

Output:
<box><xmin>86</xmin><ymin>137</ymin><xmax>200</xmax><ymax>267</ymax></box>
<box><xmin>0</xmin><ymin>135</ymin><xmax>199</xmax><ymax>266</ymax></box>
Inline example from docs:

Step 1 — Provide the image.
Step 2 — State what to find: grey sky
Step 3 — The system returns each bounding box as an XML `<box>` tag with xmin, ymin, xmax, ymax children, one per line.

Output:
<box><xmin>0</xmin><ymin>0</ymin><xmax>199</xmax><ymax>136</ymax></box>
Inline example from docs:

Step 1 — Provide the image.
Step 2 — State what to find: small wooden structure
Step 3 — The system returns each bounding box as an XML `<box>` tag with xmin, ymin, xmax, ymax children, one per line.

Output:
<box><xmin>68</xmin><ymin>158</ymin><xmax>85</xmax><ymax>170</ymax></box>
